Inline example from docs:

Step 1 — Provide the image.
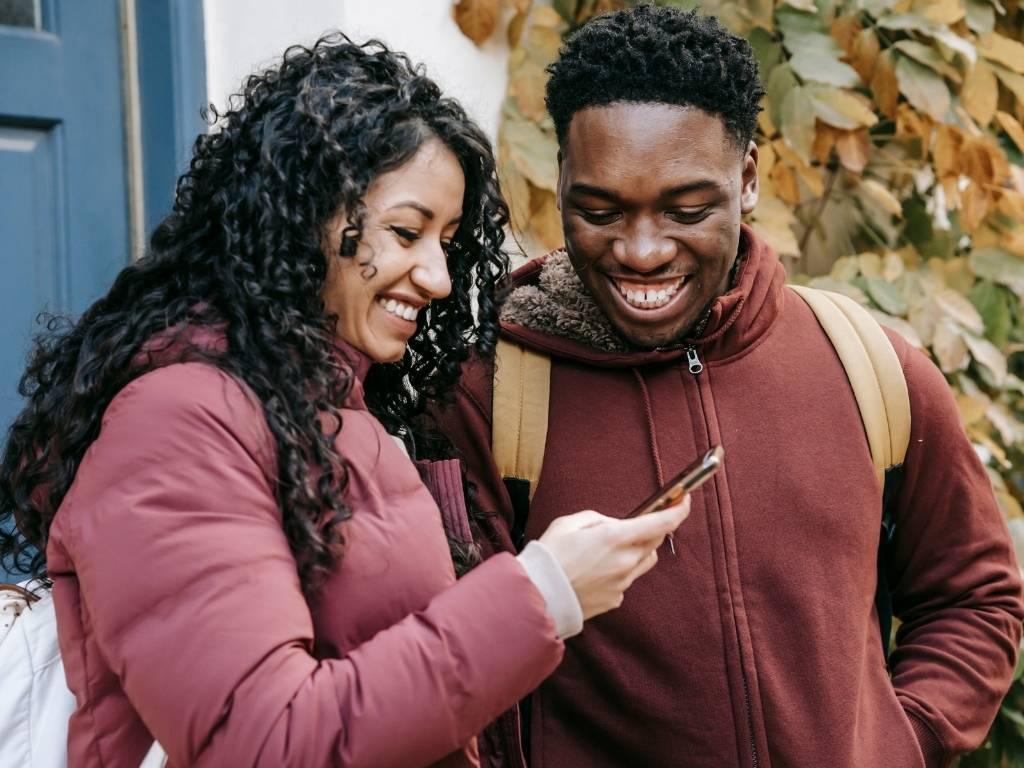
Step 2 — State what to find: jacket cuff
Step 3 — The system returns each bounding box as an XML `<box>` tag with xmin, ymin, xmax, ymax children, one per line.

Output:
<box><xmin>907</xmin><ymin>710</ymin><xmax>948</xmax><ymax>768</ymax></box>
<box><xmin>516</xmin><ymin>541</ymin><xmax>583</xmax><ymax>639</ymax></box>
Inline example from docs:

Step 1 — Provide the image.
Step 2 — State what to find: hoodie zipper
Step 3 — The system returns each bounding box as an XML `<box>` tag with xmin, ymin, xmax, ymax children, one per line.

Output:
<box><xmin>685</xmin><ymin>346</ymin><xmax>704</xmax><ymax>375</ymax></box>
<box><xmin>685</xmin><ymin>341</ymin><xmax>758</xmax><ymax>767</ymax></box>
<box><xmin>743</xmin><ymin>675</ymin><xmax>760</xmax><ymax>767</ymax></box>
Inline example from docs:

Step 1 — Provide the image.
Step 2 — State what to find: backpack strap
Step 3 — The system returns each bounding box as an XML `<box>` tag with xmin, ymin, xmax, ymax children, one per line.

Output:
<box><xmin>790</xmin><ymin>284</ymin><xmax>911</xmax><ymax>658</ymax></box>
<box><xmin>789</xmin><ymin>285</ymin><xmax>911</xmax><ymax>486</ymax></box>
<box><xmin>493</xmin><ymin>338</ymin><xmax>551</xmax><ymax>550</ymax></box>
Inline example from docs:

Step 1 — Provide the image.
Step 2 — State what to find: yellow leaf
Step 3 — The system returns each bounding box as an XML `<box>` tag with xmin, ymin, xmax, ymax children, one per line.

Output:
<box><xmin>860</xmin><ymin>179</ymin><xmax>904</xmax><ymax>217</ymax></box>
<box><xmin>961</xmin><ymin>60</ymin><xmax>999</xmax><ymax>126</ymax></box>
<box><xmin>932</xmin><ymin>317</ymin><xmax>970</xmax><ymax>372</ymax></box>
<box><xmin>771</xmin><ymin>162</ymin><xmax>802</xmax><ymax>206</ymax></box>
<box><xmin>998</xmin><ymin>190</ymin><xmax>1024</xmax><ymax>221</ymax></box>
<box><xmin>883</xmin><ymin>251</ymin><xmax>905</xmax><ymax>281</ymax></box>
<box><xmin>783</xmin><ymin>0</ymin><xmax>818</xmax><ymax>11</ymax></box>
<box><xmin>808</xmin><ymin>86</ymin><xmax>879</xmax><ymax>130</ymax></box>
<box><xmin>507</xmin><ymin>10</ymin><xmax>528</xmax><ymax>46</ymax></box>
<box><xmin>979</xmin><ymin>33</ymin><xmax>1024</xmax><ymax>75</ymax></box>
<box><xmin>836</xmin><ymin>129</ymin><xmax>870</xmax><ymax>173</ymax></box>
<box><xmin>991</xmin><ymin>64</ymin><xmax>1024</xmax><ymax>105</ymax></box>
<box><xmin>498</xmin><ymin>160</ymin><xmax>532</xmax><ymax>234</ymax></box>
<box><xmin>995</xmin><ymin>111</ymin><xmax>1024</xmax><ymax>154</ymax></box>
<box><xmin>830</xmin><ymin>15</ymin><xmax>862</xmax><ymax>57</ymax></box>
<box><xmin>509</xmin><ymin>61</ymin><xmax>548</xmax><ymax>121</ymax></box>
<box><xmin>934</xmin><ymin>287</ymin><xmax>986</xmax><ymax>333</ymax></box>
<box><xmin>871</xmin><ymin>51</ymin><xmax>900</xmax><ymax>120</ymax></box>
<box><xmin>831</xmin><ymin>255</ymin><xmax>860</xmax><ymax>281</ymax></box>
<box><xmin>453</xmin><ymin>0</ymin><xmax>500</xmax><ymax>46</ymax></box>
<box><xmin>530</xmin><ymin>5</ymin><xmax>566</xmax><ymax>29</ymax></box>
<box><xmin>871</xmin><ymin>309</ymin><xmax>924</xmax><ymax>348</ymax></box>
<box><xmin>933</xmin><ymin>125</ymin><xmax>964</xmax><ymax>179</ymax></box>
<box><xmin>812</xmin><ymin>124</ymin><xmax>840</xmax><ymax>164</ymax></box>
<box><xmin>850</xmin><ymin>28</ymin><xmax>880</xmax><ymax>84</ymax></box>
<box><xmin>956</xmin><ymin>391</ymin><xmax>991</xmax><ymax>425</ymax></box>
<box><xmin>960</xmin><ymin>180</ymin><xmax>990</xmax><ymax>232</ymax></box>
<box><xmin>772</xmin><ymin>139</ymin><xmax>825</xmax><ymax>196</ymax></box>
<box><xmin>528</xmin><ymin>188</ymin><xmax>564</xmax><ymax>252</ymax></box>
<box><xmin>501</xmin><ymin>118</ymin><xmax>559</xmax><ymax>191</ymax></box>
<box><xmin>749</xmin><ymin>196</ymin><xmax>801</xmax><ymax>258</ymax></box>
<box><xmin>915</xmin><ymin>0</ymin><xmax>965</xmax><ymax>26</ymax></box>
<box><xmin>506</xmin><ymin>0</ymin><xmax>531</xmax><ymax>12</ymax></box>
<box><xmin>780</xmin><ymin>86</ymin><xmax>817</xmax><ymax>161</ymax></box>
<box><xmin>859</xmin><ymin>252</ymin><xmax>883</xmax><ymax>277</ymax></box>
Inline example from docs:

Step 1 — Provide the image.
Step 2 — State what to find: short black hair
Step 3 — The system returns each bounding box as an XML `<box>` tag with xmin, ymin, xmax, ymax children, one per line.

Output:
<box><xmin>545</xmin><ymin>4</ymin><xmax>765</xmax><ymax>148</ymax></box>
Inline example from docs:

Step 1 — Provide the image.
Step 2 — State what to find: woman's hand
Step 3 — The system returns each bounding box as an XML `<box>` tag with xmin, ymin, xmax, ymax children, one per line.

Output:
<box><xmin>537</xmin><ymin>499</ymin><xmax>691</xmax><ymax>621</ymax></box>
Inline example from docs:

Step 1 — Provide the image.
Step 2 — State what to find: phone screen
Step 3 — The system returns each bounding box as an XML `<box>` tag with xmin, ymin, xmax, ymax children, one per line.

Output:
<box><xmin>627</xmin><ymin>445</ymin><xmax>724</xmax><ymax>518</ymax></box>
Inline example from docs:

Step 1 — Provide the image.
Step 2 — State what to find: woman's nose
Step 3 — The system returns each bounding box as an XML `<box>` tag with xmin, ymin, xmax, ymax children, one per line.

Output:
<box><xmin>411</xmin><ymin>243</ymin><xmax>452</xmax><ymax>300</ymax></box>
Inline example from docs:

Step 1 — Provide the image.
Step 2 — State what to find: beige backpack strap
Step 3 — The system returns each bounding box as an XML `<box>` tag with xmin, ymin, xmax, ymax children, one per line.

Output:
<box><xmin>790</xmin><ymin>285</ymin><xmax>911</xmax><ymax>489</ymax></box>
<box><xmin>492</xmin><ymin>338</ymin><xmax>551</xmax><ymax>500</ymax></box>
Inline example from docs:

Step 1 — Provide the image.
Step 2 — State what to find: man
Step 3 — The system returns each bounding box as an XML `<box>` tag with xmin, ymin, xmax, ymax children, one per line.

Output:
<box><xmin>433</xmin><ymin>6</ymin><xmax>1024</xmax><ymax>767</ymax></box>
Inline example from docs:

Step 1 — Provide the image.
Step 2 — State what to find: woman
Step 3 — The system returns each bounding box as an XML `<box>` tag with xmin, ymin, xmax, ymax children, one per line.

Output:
<box><xmin>0</xmin><ymin>35</ymin><xmax>686</xmax><ymax>767</ymax></box>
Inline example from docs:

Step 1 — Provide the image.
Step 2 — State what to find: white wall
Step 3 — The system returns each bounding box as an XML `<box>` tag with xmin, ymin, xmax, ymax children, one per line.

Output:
<box><xmin>202</xmin><ymin>0</ymin><xmax>511</xmax><ymax>141</ymax></box>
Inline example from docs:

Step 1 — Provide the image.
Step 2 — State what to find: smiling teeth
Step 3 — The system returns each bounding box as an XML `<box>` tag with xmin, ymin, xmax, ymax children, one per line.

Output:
<box><xmin>614</xmin><ymin>278</ymin><xmax>687</xmax><ymax>309</ymax></box>
<box><xmin>377</xmin><ymin>297</ymin><xmax>420</xmax><ymax>321</ymax></box>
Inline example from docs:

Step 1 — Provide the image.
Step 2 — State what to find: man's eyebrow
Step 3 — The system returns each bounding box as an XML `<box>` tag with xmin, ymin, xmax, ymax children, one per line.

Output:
<box><xmin>567</xmin><ymin>183</ymin><xmax>620</xmax><ymax>201</ymax></box>
<box><xmin>568</xmin><ymin>180</ymin><xmax>723</xmax><ymax>201</ymax></box>
<box><xmin>661</xmin><ymin>180</ymin><xmax>722</xmax><ymax>197</ymax></box>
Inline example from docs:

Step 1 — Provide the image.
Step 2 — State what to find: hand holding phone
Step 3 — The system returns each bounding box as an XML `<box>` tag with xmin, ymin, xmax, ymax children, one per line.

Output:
<box><xmin>628</xmin><ymin>445</ymin><xmax>724</xmax><ymax>518</ymax></box>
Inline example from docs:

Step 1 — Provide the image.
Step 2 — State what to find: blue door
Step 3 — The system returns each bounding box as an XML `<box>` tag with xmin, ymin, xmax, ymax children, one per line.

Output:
<box><xmin>0</xmin><ymin>1</ymin><xmax>208</xmax><ymax>581</ymax></box>
<box><xmin>0</xmin><ymin>1</ymin><xmax>131</xmax><ymax>436</ymax></box>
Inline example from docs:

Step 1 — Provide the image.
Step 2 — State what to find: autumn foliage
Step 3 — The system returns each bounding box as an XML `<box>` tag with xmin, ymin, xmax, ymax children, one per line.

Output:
<box><xmin>454</xmin><ymin>0</ymin><xmax>1024</xmax><ymax>761</ymax></box>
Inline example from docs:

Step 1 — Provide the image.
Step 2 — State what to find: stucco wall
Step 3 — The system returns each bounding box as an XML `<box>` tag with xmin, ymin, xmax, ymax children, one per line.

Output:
<box><xmin>202</xmin><ymin>0</ymin><xmax>511</xmax><ymax>141</ymax></box>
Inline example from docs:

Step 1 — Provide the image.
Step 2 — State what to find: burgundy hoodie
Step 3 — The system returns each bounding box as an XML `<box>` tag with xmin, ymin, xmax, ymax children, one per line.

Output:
<box><xmin>47</xmin><ymin>339</ymin><xmax>564</xmax><ymax>767</ymax></box>
<box><xmin>433</xmin><ymin>227</ymin><xmax>1024</xmax><ymax>768</ymax></box>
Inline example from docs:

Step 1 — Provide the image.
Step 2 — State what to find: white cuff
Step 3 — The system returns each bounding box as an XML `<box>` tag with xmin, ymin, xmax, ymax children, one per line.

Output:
<box><xmin>516</xmin><ymin>540</ymin><xmax>584</xmax><ymax>639</ymax></box>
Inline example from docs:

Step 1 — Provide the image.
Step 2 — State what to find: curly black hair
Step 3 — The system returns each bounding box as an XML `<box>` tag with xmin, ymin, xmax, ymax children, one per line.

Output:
<box><xmin>545</xmin><ymin>4</ymin><xmax>765</xmax><ymax>149</ymax></box>
<box><xmin>0</xmin><ymin>33</ymin><xmax>508</xmax><ymax>592</ymax></box>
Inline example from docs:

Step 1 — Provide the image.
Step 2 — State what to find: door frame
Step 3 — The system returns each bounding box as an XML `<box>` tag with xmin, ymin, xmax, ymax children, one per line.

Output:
<box><xmin>125</xmin><ymin>0</ymin><xmax>208</xmax><ymax>257</ymax></box>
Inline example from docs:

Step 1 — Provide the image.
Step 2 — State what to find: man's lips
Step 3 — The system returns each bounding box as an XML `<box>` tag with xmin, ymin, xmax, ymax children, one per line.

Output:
<box><xmin>610</xmin><ymin>275</ymin><xmax>692</xmax><ymax>310</ymax></box>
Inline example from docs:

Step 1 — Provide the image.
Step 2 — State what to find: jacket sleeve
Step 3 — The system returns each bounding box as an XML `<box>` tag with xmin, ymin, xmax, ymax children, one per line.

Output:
<box><xmin>60</xmin><ymin>363</ymin><xmax>563</xmax><ymax>768</ymax></box>
<box><xmin>886</xmin><ymin>338</ymin><xmax>1024</xmax><ymax>765</ymax></box>
<box><xmin>429</xmin><ymin>356</ymin><xmax>518</xmax><ymax>555</ymax></box>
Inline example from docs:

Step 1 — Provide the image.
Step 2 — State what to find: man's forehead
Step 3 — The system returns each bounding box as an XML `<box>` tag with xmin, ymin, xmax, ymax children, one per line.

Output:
<box><xmin>563</xmin><ymin>103</ymin><xmax>733</xmax><ymax>170</ymax></box>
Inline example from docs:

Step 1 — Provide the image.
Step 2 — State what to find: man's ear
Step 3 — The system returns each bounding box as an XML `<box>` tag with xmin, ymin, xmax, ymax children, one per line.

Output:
<box><xmin>556</xmin><ymin>149</ymin><xmax>564</xmax><ymax>211</ymax></box>
<box><xmin>740</xmin><ymin>141</ymin><xmax>759</xmax><ymax>215</ymax></box>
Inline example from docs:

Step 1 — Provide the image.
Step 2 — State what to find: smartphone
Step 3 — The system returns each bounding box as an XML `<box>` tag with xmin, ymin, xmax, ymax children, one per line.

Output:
<box><xmin>627</xmin><ymin>445</ymin><xmax>724</xmax><ymax>518</ymax></box>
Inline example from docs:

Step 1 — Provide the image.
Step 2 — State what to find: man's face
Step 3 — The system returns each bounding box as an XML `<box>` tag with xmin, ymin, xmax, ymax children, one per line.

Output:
<box><xmin>557</xmin><ymin>103</ymin><xmax>759</xmax><ymax>348</ymax></box>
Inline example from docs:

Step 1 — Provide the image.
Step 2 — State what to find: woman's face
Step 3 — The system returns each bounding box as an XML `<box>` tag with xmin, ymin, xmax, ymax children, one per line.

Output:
<box><xmin>322</xmin><ymin>139</ymin><xmax>465</xmax><ymax>363</ymax></box>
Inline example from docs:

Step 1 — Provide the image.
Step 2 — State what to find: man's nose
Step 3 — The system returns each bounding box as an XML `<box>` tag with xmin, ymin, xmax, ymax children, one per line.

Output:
<box><xmin>611</xmin><ymin>221</ymin><xmax>676</xmax><ymax>274</ymax></box>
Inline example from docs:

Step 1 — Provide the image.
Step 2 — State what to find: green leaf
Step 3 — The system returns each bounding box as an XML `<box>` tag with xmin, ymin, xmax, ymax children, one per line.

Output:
<box><xmin>970</xmin><ymin>280</ymin><xmax>1013</xmax><ymax>347</ymax></box>
<box><xmin>892</xmin><ymin>40</ymin><xmax>962</xmax><ymax>82</ymax></box>
<box><xmin>780</xmin><ymin>85</ymin><xmax>817</xmax><ymax>162</ymax></box>
<box><xmin>858</xmin><ymin>0</ymin><xmax>901</xmax><ymax>16</ymax></box>
<box><xmin>552</xmin><ymin>0</ymin><xmax>577</xmax><ymax>23</ymax></box>
<box><xmin>877</xmin><ymin>13</ymin><xmax>940</xmax><ymax>33</ymax></box>
<box><xmin>749</xmin><ymin>26</ymin><xmax>783</xmax><ymax>76</ymax></box>
<box><xmin>767</xmin><ymin>64</ymin><xmax>799</xmax><ymax>128</ymax></box>
<box><xmin>865</xmin><ymin>276</ymin><xmax>909</xmax><ymax>315</ymax></box>
<box><xmin>965</xmin><ymin>0</ymin><xmax>996</xmax><ymax>34</ymax></box>
<box><xmin>776</xmin><ymin>6</ymin><xmax>843</xmax><ymax>56</ymax></box>
<box><xmin>894</xmin><ymin>55</ymin><xmax>952</xmax><ymax>122</ymax></box>
<box><xmin>501</xmin><ymin>119</ymin><xmax>559</xmax><ymax>192</ymax></box>
<box><xmin>789</xmin><ymin>50</ymin><xmax>862</xmax><ymax>88</ymax></box>
<box><xmin>970</xmin><ymin>248</ymin><xmax>1024</xmax><ymax>298</ymax></box>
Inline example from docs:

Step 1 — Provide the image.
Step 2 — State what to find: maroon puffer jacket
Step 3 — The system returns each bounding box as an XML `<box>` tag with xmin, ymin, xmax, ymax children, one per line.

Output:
<box><xmin>47</xmin><ymin>340</ymin><xmax>563</xmax><ymax>767</ymax></box>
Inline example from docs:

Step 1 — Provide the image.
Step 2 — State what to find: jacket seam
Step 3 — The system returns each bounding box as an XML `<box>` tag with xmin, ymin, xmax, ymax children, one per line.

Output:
<box><xmin>902</xmin><ymin>704</ymin><xmax>948</xmax><ymax>764</ymax></box>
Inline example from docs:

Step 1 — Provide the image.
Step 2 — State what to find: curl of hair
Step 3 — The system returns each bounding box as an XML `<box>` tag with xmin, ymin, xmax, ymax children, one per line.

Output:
<box><xmin>545</xmin><ymin>4</ymin><xmax>765</xmax><ymax>148</ymax></box>
<box><xmin>0</xmin><ymin>33</ymin><xmax>509</xmax><ymax>591</ymax></box>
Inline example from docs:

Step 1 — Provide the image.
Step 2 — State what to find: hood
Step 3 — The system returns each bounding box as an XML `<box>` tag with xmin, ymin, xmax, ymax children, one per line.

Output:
<box><xmin>498</xmin><ymin>224</ymin><xmax>787</xmax><ymax>369</ymax></box>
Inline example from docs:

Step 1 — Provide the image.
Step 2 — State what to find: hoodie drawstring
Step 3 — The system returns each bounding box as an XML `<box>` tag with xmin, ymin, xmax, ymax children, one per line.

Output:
<box><xmin>632</xmin><ymin>369</ymin><xmax>675</xmax><ymax>554</ymax></box>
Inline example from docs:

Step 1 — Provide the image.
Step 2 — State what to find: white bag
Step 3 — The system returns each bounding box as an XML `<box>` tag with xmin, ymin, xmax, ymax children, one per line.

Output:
<box><xmin>0</xmin><ymin>580</ymin><xmax>166</xmax><ymax>768</ymax></box>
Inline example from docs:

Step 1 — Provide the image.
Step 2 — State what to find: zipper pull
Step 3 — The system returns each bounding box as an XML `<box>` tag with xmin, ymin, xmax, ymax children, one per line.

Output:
<box><xmin>666</xmin><ymin>533</ymin><xmax>676</xmax><ymax>556</ymax></box>
<box><xmin>685</xmin><ymin>346</ymin><xmax>704</xmax><ymax>375</ymax></box>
